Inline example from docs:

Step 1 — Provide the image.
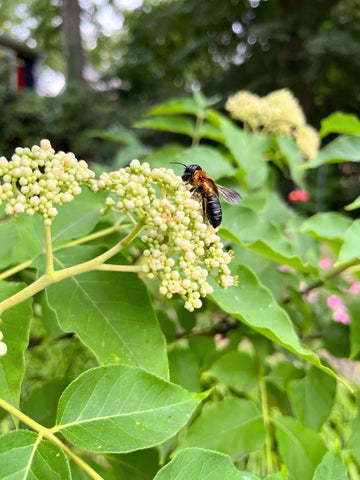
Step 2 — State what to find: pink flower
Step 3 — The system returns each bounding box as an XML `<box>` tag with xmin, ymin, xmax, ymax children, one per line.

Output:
<box><xmin>278</xmin><ymin>265</ymin><xmax>295</xmax><ymax>274</ymax></box>
<box><xmin>288</xmin><ymin>189</ymin><xmax>310</xmax><ymax>202</ymax></box>
<box><xmin>299</xmin><ymin>281</ymin><xmax>307</xmax><ymax>292</ymax></box>
<box><xmin>349</xmin><ymin>282</ymin><xmax>360</xmax><ymax>294</ymax></box>
<box><xmin>332</xmin><ymin>308</ymin><xmax>350</xmax><ymax>325</ymax></box>
<box><xmin>307</xmin><ymin>291</ymin><xmax>318</xmax><ymax>304</ymax></box>
<box><xmin>319</xmin><ymin>258</ymin><xmax>332</xmax><ymax>270</ymax></box>
<box><xmin>326</xmin><ymin>295</ymin><xmax>343</xmax><ymax>309</ymax></box>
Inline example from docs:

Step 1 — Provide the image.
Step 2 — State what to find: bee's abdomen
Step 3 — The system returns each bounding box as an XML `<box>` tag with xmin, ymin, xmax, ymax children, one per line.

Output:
<box><xmin>207</xmin><ymin>194</ymin><xmax>222</xmax><ymax>228</ymax></box>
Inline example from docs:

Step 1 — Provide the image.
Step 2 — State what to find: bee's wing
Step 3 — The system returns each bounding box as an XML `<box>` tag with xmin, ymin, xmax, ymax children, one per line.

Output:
<box><xmin>216</xmin><ymin>184</ymin><xmax>242</xmax><ymax>204</ymax></box>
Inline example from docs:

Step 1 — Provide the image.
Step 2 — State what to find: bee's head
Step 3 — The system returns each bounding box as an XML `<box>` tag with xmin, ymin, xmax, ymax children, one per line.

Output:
<box><xmin>170</xmin><ymin>163</ymin><xmax>202</xmax><ymax>182</ymax></box>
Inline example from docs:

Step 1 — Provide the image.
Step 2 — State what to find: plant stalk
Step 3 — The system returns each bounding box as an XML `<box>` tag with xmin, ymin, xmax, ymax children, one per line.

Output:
<box><xmin>260</xmin><ymin>376</ymin><xmax>273</xmax><ymax>475</ymax></box>
<box><xmin>0</xmin><ymin>217</ymin><xmax>146</xmax><ymax>315</ymax></box>
<box><xmin>0</xmin><ymin>397</ymin><xmax>104</xmax><ymax>480</ymax></box>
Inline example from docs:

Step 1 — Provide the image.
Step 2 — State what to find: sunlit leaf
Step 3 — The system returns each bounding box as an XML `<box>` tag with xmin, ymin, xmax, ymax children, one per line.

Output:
<box><xmin>336</xmin><ymin>219</ymin><xmax>360</xmax><ymax>266</ymax></box>
<box><xmin>220</xmin><ymin>205</ymin><xmax>317</xmax><ymax>274</ymax></box>
<box><xmin>319</xmin><ymin>112</ymin><xmax>360</xmax><ymax>138</ymax></box>
<box><xmin>134</xmin><ymin>116</ymin><xmax>195</xmax><ymax>137</ymax></box>
<box><xmin>301</xmin><ymin>135</ymin><xmax>360</xmax><ymax>169</ymax></box>
<box><xmin>47</xmin><ymin>246</ymin><xmax>168</xmax><ymax>379</ymax></box>
<box><xmin>299</xmin><ymin>212</ymin><xmax>352</xmax><ymax>253</ymax></box>
<box><xmin>171</xmin><ymin>146</ymin><xmax>235</xmax><ymax>180</ymax></box>
<box><xmin>56</xmin><ymin>364</ymin><xmax>206</xmax><ymax>453</ymax></box>
<box><xmin>210</xmin><ymin>264</ymin><xmax>347</xmax><ymax>386</ymax></box>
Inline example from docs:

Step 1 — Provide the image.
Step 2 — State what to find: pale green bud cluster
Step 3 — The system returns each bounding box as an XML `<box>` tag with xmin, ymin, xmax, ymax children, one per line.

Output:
<box><xmin>0</xmin><ymin>139</ymin><xmax>96</xmax><ymax>224</ymax></box>
<box><xmin>98</xmin><ymin>159</ymin><xmax>236</xmax><ymax>311</ymax></box>
<box><xmin>225</xmin><ymin>89</ymin><xmax>320</xmax><ymax>159</ymax></box>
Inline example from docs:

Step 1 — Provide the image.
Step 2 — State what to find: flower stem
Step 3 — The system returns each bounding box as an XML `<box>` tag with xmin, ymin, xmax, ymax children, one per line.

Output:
<box><xmin>43</xmin><ymin>220</ymin><xmax>54</xmax><ymax>276</ymax></box>
<box><xmin>0</xmin><ymin>217</ymin><xmax>146</xmax><ymax>315</ymax></box>
<box><xmin>0</xmin><ymin>260</ymin><xmax>32</xmax><ymax>281</ymax></box>
<box><xmin>0</xmin><ymin>397</ymin><xmax>104</xmax><ymax>480</ymax></box>
<box><xmin>52</xmin><ymin>218</ymin><xmax>128</xmax><ymax>252</ymax></box>
<box><xmin>192</xmin><ymin>111</ymin><xmax>205</xmax><ymax>147</ymax></box>
<box><xmin>260</xmin><ymin>376</ymin><xmax>273</xmax><ymax>475</ymax></box>
<box><xmin>95</xmin><ymin>264</ymin><xmax>143</xmax><ymax>272</ymax></box>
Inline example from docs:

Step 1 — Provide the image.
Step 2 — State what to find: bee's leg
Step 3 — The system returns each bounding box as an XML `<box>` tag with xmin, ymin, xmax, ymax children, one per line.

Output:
<box><xmin>202</xmin><ymin>197</ymin><xmax>207</xmax><ymax>224</ymax></box>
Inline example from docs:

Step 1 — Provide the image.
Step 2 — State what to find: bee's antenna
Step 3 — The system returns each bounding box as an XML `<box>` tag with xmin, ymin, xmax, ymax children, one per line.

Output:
<box><xmin>170</xmin><ymin>162</ymin><xmax>187</xmax><ymax>168</ymax></box>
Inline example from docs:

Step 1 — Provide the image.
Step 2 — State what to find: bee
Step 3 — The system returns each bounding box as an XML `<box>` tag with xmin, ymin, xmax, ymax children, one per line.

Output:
<box><xmin>171</xmin><ymin>163</ymin><xmax>241</xmax><ymax>228</ymax></box>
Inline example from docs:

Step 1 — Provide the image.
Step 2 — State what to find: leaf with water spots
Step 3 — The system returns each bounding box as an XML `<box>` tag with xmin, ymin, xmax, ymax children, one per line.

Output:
<box><xmin>210</xmin><ymin>264</ymin><xmax>349</xmax><ymax>388</ymax></box>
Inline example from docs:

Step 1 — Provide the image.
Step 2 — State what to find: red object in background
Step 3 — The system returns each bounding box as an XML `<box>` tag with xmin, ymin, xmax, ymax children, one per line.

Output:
<box><xmin>16</xmin><ymin>52</ymin><xmax>35</xmax><ymax>90</ymax></box>
<box><xmin>17</xmin><ymin>53</ymin><xmax>25</xmax><ymax>90</ymax></box>
<box><xmin>288</xmin><ymin>189</ymin><xmax>310</xmax><ymax>202</ymax></box>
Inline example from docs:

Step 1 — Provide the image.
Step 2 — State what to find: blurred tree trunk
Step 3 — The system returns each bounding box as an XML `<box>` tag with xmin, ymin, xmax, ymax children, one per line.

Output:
<box><xmin>61</xmin><ymin>0</ymin><xmax>85</xmax><ymax>84</ymax></box>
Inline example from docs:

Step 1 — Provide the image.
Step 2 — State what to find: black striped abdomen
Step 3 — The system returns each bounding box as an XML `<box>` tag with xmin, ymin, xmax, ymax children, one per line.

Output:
<box><xmin>206</xmin><ymin>194</ymin><xmax>222</xmax><ymax>228</ymax></box>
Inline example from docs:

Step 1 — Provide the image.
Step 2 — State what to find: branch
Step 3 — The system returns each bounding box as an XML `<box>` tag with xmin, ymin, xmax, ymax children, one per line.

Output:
<box><xmin>283</xmin><ymin>258</ymin><xmax>360</xmax><ymax>305</ymax></box>
<box><xmin>0</xmin><ymin>396</ymin><xmax>103</xmax><ymax>480</ymax></box>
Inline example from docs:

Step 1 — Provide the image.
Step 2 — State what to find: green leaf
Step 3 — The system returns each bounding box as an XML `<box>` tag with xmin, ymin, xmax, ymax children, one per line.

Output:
<box><xmin>56</xmin><ymin>364</ymin><xmax>206</xmax><ymax>453</ymax></box>
<box><xmin>114</xmin><ymin>143</ymin><xmax>152</xmax><ymax>169</ymax></box>
<box><xmin>0</xmin><ymin>430</ymin><xmax>70</xmax><ymax>479</ymax></box>
<box><xmin>274</xmin><ymin>416</ymin><xmax>327</xmax><ymax>480</ymax></box>
<box><xmin>220</xmin><ymin>205</ymin><xmax>317</xmax><ymax>274</ymax></box>
<box><xmin>11</xmin><ymin>214</ymin><xmax>43</xmax><ymax>265</ymax></box>
<box><xmin>21</xmin><ymin>378</ymin><xmax>69</xmax><ymax>428</ymax></box>
<box><xmin>168</xmin><ymin>346</ymin><xmax>201</xmax><ymax>392</ymax></box>
<box><xmin>208</xmin><ymin>351</ymin><xmax>257</xmax><ymax>391</ymax></box>
<box><xmin>319</xmin><ymin>112</ymin><xmax>360</xmax><ymax>138</ymax></box>
<box><xmin>91</xmin><ymin>127</ymin><xmax>142</xmax><ymax>145</ymax></box>
<box><xmin>134</xmin><ymin>116</ymin><xmax>195</xmax><ymax>137</ymax></box>
<box><xmin>171</xmin><ymin>146</ymin><xmax>236</xmax><ymax>181</ymax></box>
<box><xmin>51</xmin><ymin>189</ymin><xmax>108</xmax><ymax>246</ymax></box>
<box><xmin>312</xmin><ymin>449</ymin><xmax>348</xmax><ymax>480</ymax></box>
<box><xmin>180</xmin><ymin>398</ymin><xmax>265</xmax><ymax>455</ymax></box>
<box><xmin>344</xmin><ymin>194</ymin><xmax>360</xmax><ymax>211</ymax></box>
<box><xmin>47</xmin><ymin>246</ymin><xmax>168</xmax><ymax>379</ymax></box>
<box><xmin>209</xmin><ymin>264</ymin><xmax>347</xmax><ymax>386</ymax></box>
<box><xmin>0</xmin><ymin>282</ymin><xmax>32</xmax><ymax>410</ymax></box>
<box><xmin>0</xmin><ymin>220</ymin><xmax>18</xmax><ymax>268</ymax></box>
<box><xmin>287</xmin><ymin>366</ymin><xmax>336</xmax><ymax>431</ymax></box>
<box><xmin>216</xmin><ymin>115</ymin><xmax>269</xmax><ymax>189</ymax></box>
<box><xmin>106</xmin><ymin>449</ymin><xmax>160</xmax><ymax>480</ymax></box>
<box><xmin>153</xmin><ymin>448</ymin><xmax>260</xmax><ymax>480</ymax></box>
<box><xmin>147</xmin><ymin>97</ymin><xmax>199</xmax><ymax>116</ymax></box>
<box><xmin>39</xmin><ymin>290</ymin><xmax>64</xmax><ymax>341</ymax></box>
<box><xmin>302</xmin><ymin>135</ymin><xmax>360</xmax><ymax>169</ymax></box>
<box><xmin>145</xmin><ymin>144</ymin><xmax>186</xmax><ymax>169</ymax></box>
<box><xmin>299</xmin><ymin>213</ymin><xmax>352</xmax><ymax>253</ymax></box>
<box><xmin>337</xmin><ymin>219</ymin><xmax>360</xmax><ymax>266</ymax></box>
<box><xmin>275</xmin><ymin>136</ymin><xmax>305</xmax><ymax>188</ymax></box>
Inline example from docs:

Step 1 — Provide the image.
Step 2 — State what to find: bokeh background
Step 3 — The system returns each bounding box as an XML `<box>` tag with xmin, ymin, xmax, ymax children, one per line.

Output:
<box><xmin>0</xmin><ymin>0</ymin><xmax>359</xmax><ymax>209</ymax></box>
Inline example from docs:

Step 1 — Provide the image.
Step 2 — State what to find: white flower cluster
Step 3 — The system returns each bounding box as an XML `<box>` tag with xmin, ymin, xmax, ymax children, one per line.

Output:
<box><xmin>225</xmin><ymin>89</ymin><xmax>320</xmax><ymax>159</ymax></box>
<box><xmin>0</xmin><ymin>330</ymin><xmax>7</xmax><ymax>357</ymax></box>
<box><xmin>97</xmin><ymin>160</ymin><xmax>237</xmax><ymax>311</ymax></box>
<box><xmin>0</xmin><ymin>139</ymin><xmax>96</xmax><ymax>224</ymax></box>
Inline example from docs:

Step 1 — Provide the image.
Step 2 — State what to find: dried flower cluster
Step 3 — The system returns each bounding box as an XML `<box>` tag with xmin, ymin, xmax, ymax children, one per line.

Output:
<box><xmin>225</xmin><ymin>89</ymin><xmax>320</xmax><ymax>159</ymax></box>
<box><xmin>97</xmin><ymin>160</ymin><xmax>236</xmax><ymax>311</ymax></box>
<box><xmin>0</xmin><ymin>139</ymin><xmax>96</xmax><ymax>225</ymax></box>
